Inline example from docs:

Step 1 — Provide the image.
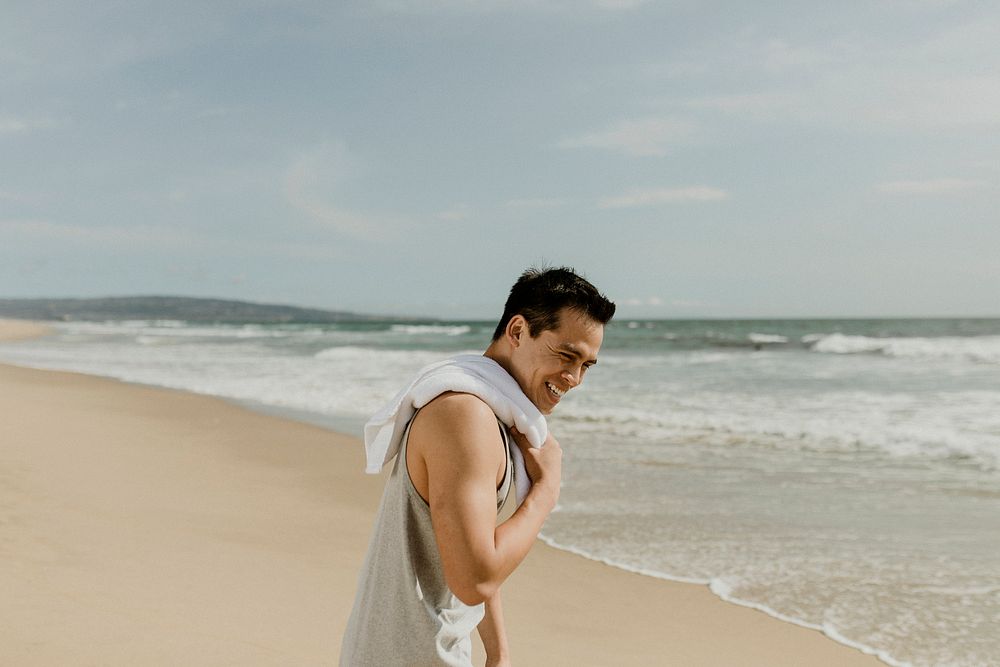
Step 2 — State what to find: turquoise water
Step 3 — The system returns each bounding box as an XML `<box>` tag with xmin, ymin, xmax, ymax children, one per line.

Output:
<box><xmin>2</xmin><ymin>317</ymin><xmax>999</xmax><ymax>666</ymax></box>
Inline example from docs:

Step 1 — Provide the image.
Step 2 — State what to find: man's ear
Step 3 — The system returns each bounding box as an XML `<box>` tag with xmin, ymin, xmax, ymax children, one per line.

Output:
<box><xmin>506</xmin><ymin>315</ymin><xmax>528</xmax><ymax>347</ymax></box>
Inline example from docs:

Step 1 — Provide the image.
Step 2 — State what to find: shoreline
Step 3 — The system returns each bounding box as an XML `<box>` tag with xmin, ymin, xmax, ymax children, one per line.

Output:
<box><xmin>0</xmin><ymin>320</ymin><xmax>887</xmax><ymax>665</ymax></box>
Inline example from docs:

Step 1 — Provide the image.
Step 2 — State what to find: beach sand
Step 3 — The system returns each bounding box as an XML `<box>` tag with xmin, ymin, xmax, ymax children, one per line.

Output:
<box><xmin>0</xmin><ymin>319</ymin><xmax>885</xmax><ymax>666</ymax></box>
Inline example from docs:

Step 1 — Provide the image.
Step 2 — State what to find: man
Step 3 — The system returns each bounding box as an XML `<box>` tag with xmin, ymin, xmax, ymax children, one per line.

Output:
<box><xmin>341</xmin><ymin>267</ymin><xmax>615</xmax><ymax>666</ymax></box>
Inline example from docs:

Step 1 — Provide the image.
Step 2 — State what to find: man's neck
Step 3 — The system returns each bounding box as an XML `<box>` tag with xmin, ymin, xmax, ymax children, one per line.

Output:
<box><xmin>482</xmin><ymin>343</ymin><xmax>513</xmax><ymax>378</ymax></box>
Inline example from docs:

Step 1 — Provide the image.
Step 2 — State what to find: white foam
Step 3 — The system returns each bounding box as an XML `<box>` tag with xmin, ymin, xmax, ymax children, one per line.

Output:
<box><xmin>806</xmin><ymin>333</ymin><xmax>1000</xmax><ymax>364</ymax></box>
<box><xmin>748</xmin><ymin>333</ymin><xmax>789</xmax><ymax>344</ymax></box>
<box><xmin>60</xmin><ymin>320</ymin><xmax>307</xmax><ymax>339</ymax></box>
<box><xmin>537</xmin><ymin>534</ymin><xmax>911</xmax><ymax>667</ymax></box>
<box><xmin>556</xmin><ymin>389</ymin><xmax>1000</xmax><ymax>471</ymax></box>
<box><xmin>389</xmin><ymin>324</ymin><xmax>472</xmax><ymax>336</ymax></box>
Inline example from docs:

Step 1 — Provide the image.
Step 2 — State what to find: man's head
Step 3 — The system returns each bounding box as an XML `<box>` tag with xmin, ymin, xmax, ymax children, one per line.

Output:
<box><xmin>487</xmin><ymin>267</ymin><xmax>615</xmax><ymax>414</ymax></box>
<box><xmin>491</xmin><ymin>267</ymin><xmax>616</xmax><ymax>343</ymax></box>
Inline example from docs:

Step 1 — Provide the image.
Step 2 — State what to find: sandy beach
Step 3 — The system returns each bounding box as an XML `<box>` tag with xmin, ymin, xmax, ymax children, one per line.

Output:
<box><xmin>0</xmin><ymin>319</ymin><xmax>886</xmax><ymax>666</ymax></box>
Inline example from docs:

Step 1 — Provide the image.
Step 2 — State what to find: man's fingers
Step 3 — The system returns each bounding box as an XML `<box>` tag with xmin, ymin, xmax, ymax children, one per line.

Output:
<box><xmin>509</xmin><ymin>427</ymin><xmax>532</xmax><ymax>451</ymax></box>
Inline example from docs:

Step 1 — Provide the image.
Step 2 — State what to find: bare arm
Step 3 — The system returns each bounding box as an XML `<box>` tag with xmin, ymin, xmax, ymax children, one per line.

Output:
<box><xmin>408</xmin><ymin>392</ymin><xmax>562</xmax><ymax>606</ymax></box>
<box><xmin>477</xmin><ymin>590</ymin><xmax>510</xmax><ymax>667</ymax></box>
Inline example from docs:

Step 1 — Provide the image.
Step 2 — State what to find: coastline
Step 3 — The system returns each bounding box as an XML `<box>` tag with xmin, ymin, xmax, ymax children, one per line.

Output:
<box><xmin>0</xmin><ymin>320</ymin><xmax>886</xmax><ymax>665</ymax></box>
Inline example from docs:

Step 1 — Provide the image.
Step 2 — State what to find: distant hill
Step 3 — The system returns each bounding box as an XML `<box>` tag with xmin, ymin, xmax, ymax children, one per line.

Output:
<box><xmin>0</xmin><ymin>296</ymin><xmax>388</xmax><ymax>323</ymax></box>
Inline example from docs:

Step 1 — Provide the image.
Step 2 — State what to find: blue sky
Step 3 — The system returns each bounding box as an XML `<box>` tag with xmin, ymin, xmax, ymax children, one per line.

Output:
<box><xmin>2</xmin><ymin>0</ymin><xmax>998</xmax><ymax>318</ymax></box>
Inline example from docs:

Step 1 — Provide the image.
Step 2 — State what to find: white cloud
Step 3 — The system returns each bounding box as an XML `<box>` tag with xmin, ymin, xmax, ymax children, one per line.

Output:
<box><xmin>620</xmin><ymin>295</ymin><xmax>696</xmax><ymax>308</ymax></box>
<box><xmin>669</xmin><ymin>298</ymin><xmax>708</xmax><ymax>308</ymax></box>
<box><xmin>505</xmin><ymin>197</ymin><xmax>568</xmax><ymax>208</ymax></box>
<box><xmin>437</xmin><ymin>204</ymin><xmax>472</xmax><ymax>221</ymax></box>
<box><xmin>0</xmin><ymin>117</ymin><xmax>30</xmax><ymax>134</ymax></box>
<box><xmin>875</xmin><ymin>178</ymin><xmax>987</xmax><ymax>195</ymax></box>
<box><xmin>870</xmin><ymin>75</ymin><xmax>1000</xmax><ymax>128</ymax></box>
<box><xmin>283</xmin><ymin>141</ymin><xmax>401</xmax><ymax>241</ymax></box>
<box><xmin>681</xmin><ymin>92</ymin><xmax>802</xmax><ymax>120</ymax></box>
<box><xmin>0</xmin><ymin>114</ymin><xmax>58</xmax><ymax>134</ymax></box>
<box><xmin>373</xmin><ymin>0</ymin><xmax>647</xmax><ymax>13</ymax></box>
<box><xmin>558</xmin><ymin>117</ymin><xmax>696</xmax><ymax>157</ymax></box>
<box><xmin>598</xmin><ymin>186</ymin><xmax>728</xmax><ymax>208</ymax></box>
<box><xmin>1</xmin><ymin>218</ymin><xmax>348</xmax><ymax>260</ymax></box>
<box><xmin>623</xmin><ymin>296</ymin><xmax>664</xmax><ymax>306</ymax></box>
<box><xmin>592</xmin><ymin>0</ymin><xmax>647</xmax><ymax>10</ymax></box>
<box><xmin>677</xmin><ymin>73</ymin><xmax>1000</xmax><ymax>130</ymax></box>
<box><xmin>757</xmin><ymin>38</ymin><xmax>845</xmax><ymax>71</ymax></box>
<box><xmin>650</xmin><ymin>17</ymin><xmax>1000</xmax><ymax>132</ymax></box>
<box><xmin>0</xmin><ymin>218</ymin><xmax>204</xmax><ymax>246</ymax></box>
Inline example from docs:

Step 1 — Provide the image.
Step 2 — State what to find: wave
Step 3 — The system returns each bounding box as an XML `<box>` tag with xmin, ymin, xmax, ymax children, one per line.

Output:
<box><xmin>58</xmin><ymin>320</ymin><xmax>318</xmax><ymax>339</ymax></box>
<box><xmin>389</xmin><ymin>324</ymin><xmax>473</xmax><ymax>336</ymax></box>
<box><xmin>748</xmin><ymin>333</ymin><xmax>789</xmax><ymax>344</ymax></box>
<box><xmin>556</xmin><ymin>395</ymin><xmax>1000</xmax><ymax>472</ymax></box>
<box><xmin>313</xmin><ymin>345</ymin><xmax>463</xmax><ymax>364</ymax></box>
<box><xmin>805</xmin><ymin>333</ymin><xmax>1000</xmax><ymax>364</ymax></box>
<box><xmin>535</xmin><ymin>534</ymin><xmax>908</xmax><ymax>667</ymax></box>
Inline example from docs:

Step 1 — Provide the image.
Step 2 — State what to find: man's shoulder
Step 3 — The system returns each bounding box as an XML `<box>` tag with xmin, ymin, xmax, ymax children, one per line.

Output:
<box><xmin>409</xmin><ymin>392</ymin><xmax>504</xmax><ymax>465</ymax></box>
<box><xmin>417</xmin><ymin>391</ymin><xmax>497</xmax><ymax>429</ymax></box>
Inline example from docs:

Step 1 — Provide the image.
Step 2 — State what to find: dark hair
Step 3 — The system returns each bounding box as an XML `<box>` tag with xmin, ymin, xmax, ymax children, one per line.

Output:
<box><xmin>491</xmin><ymin>267</ymin><xmax>616</xmax><ymax>341</ymax></box>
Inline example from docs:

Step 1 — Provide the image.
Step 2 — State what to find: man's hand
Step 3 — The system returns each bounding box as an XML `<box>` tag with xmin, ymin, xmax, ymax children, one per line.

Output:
<box><xmin>510</xmin><ymin>428</ymin><xmax>562</xmax><ymax>507</ymax></box>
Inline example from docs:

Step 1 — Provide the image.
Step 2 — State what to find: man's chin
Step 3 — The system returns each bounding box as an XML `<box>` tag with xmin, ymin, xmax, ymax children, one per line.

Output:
<box><xmin>521</xmin><ymin>388</ymin><xmax>553</xmax><ymax>415</ymax></box>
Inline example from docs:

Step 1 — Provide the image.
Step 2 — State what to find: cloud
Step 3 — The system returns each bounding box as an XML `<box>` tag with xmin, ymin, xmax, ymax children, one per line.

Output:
<box><xmin>558</xmin><ymin>117</ymin><xmax>696</xmax><ymax>157</ymax></box>
<box><xmin>373</xmin><ymin>0</ymin><xmax>647</xmax><ymax>13</ymax></box>
<box><xmin>0</xmin><ymin>117</ymin><xmax>31</xmax><ymax>134</ymax></box>
<box><xmin>621</xmin><ymin>296</ymin><xmax>689</xmax><ymax>308</ymax></box>
<box><xmin>0</xmin><ymin>114</ymin><xmax>58</xmax><ymax>135</ymax></box>
<box><xmin>436</xmin><ymin>204</ymin><xmax>472</xmax><ymax>221</ymax></box>
<box><xmin>870</xmin><ymin>75</ymin><xmax>1000</xmax><ymax>128</ymax></box>
<box><xmin>875</xmin><ymin>178</ymin><xmax>987</xmax><ymax>195</ymax></box>
<box><xmin>1</xmin><ymin>218</ymin><xmax>347</xmax><ymax>260</ymax></box>
<box><xmin>622</xmin><ymin>296</ymin><xmax>661</xmax><ymax>306</ymax></box>
<box><xmin>649</xmin><ymin>17</ymin><xmax>1000</xmax><ymax>132</ymax></box>
<box><xmin>756</xmin><ymin>38</ymin><xmax>843</xmax><ymax>70</ymax></box>
<box><xmin>283</xmin><ymin>141</ymin><xmax>402</xmax><ymax>241</ymax></box>
<box><xmin>598</xmin><ymin>186</ymin><xmax>729</xmax><ymax>208</ymax></box>
<box><xmin>592</xmin><ymin>0</ymin><xmax>647</xmax><ymax>9</ymax></box>
<box><xmin>504</xmin><ymin>197</ymin><xmax>568</xmax><ymax>208</ymax></box>
<box><xmin>681</xmin><ymin>92</ymin><xmax>802</xmax><ymax>120</ymax></box>
<box><xmin>677</xmin><ymin>74</ymin><xmax>1000</xmax><ymax>131</ymax></box>
<box><xmin>1</xmin><ymin>218</ymin><xmax>204</xmax><ymax>247</ymax></box>
<box><xmin>669</xmin><ymin>298</ymin><xmax>707</xmax><ymax>308</ymax></box>
<box><xmin>0</xmin><ymin>2</ymin><xmax>238</xmax><ymax>85</ymax></box>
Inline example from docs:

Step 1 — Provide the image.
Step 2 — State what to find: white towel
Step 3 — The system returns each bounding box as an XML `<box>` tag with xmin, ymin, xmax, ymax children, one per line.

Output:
<box><xmin>363</xmin><ymin>353</ymin><xmax>547</xmax><ymax>505</ymax></box>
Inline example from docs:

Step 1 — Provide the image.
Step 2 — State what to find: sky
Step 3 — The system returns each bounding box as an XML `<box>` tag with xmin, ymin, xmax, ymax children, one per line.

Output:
<box><xmin>2</xmin><ymin>0</ymin><xmax>998</xmax><ymax>319</ymax></box>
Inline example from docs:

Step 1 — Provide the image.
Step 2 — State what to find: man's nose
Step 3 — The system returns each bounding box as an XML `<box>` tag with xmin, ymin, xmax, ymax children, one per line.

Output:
<box><xmin>563</xmin><ymin>367</ymin><xmax>581</xmax><ymax>387</ymax></box>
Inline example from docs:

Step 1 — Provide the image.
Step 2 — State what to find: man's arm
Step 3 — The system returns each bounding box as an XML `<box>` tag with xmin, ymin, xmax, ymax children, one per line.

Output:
<box><xmin>477</xmin><ymin>591</ymin><xmax>510</xmax><ymax>667</ymax></box>
<box><xmin>407</xmin><ymin>392</ymin><xmax>562</xmax><ymax>606</ymax></box>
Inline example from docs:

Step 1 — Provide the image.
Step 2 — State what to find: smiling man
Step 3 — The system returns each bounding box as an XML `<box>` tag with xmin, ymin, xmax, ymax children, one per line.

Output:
<box><xmin>341</xmin><ymin>267</ymin><xmax>615</xmax><ymax>667</ymax></box>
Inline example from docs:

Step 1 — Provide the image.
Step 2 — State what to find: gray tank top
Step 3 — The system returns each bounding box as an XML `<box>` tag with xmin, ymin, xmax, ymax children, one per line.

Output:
<box><xmin>340</xmin><ymin>413</ymin><xmax>518</xmax><ymax>666</ymax></box>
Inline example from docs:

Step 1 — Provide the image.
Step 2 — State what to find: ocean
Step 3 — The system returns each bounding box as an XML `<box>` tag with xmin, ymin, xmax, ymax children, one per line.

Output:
<box><xmin>2</xmin><ymin>317</ymin><xmax>998</xmax><ymax>667</ymax></box>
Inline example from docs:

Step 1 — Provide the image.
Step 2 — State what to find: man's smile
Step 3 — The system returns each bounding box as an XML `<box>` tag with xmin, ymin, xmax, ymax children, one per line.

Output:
<box><xmin>545</xmin><ymin>381</ymin><xmax>566</xmax><ymax>399</ymax></box>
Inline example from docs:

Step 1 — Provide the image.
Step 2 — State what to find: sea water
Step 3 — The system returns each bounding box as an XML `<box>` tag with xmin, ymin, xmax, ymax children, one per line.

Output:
<box><xmin>2</xmin><ymin>318</ymin><xmax>998</xmax><ymax>667</ymax></box>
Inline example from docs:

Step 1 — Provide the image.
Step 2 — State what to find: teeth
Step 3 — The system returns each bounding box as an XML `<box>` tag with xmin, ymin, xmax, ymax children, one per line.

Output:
<box><xmin>546</xmin><ymin>382</ymin><xmax>565</xmax><ymax>397</ymax></box>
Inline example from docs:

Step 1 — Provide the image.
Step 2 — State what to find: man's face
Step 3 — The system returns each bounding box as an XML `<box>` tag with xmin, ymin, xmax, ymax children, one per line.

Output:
<box><xmin>507</xmin><ymin>308</ymin><xmax>604</xmax><ymax>415</ymax></box>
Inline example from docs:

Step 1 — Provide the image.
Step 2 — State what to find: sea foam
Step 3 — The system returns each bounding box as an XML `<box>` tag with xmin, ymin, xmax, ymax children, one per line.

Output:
<box><xmin>805</xmin><ymin>333</ymin><xmax>1000</xmax><ymax>364</ymax></box>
